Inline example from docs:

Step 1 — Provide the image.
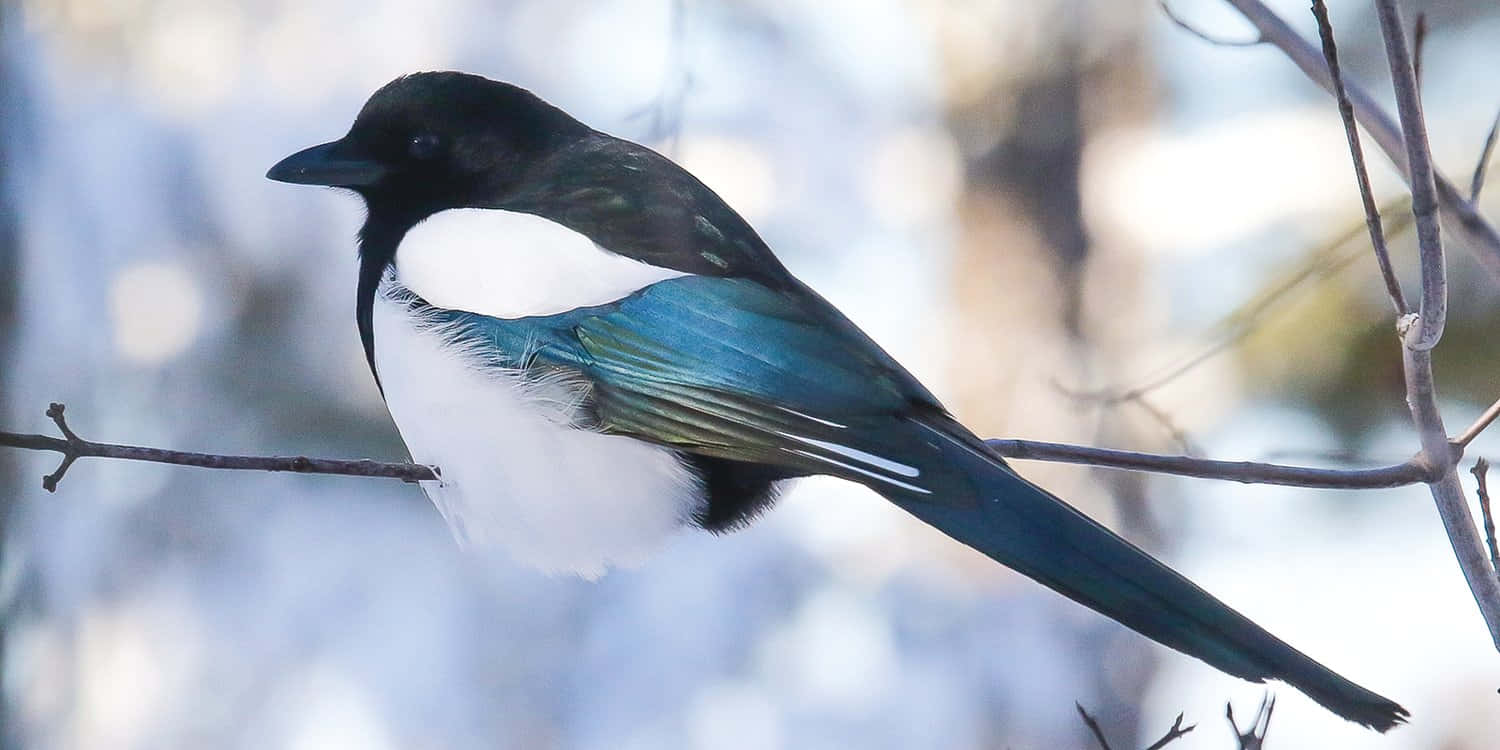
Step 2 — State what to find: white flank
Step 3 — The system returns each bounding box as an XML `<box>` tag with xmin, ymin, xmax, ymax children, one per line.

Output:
<box><xmin>372</xmin><ymin>290</ymin><xmax>703</xmax><ymax>577</ymax></box>
<box><xmin>394</xmin><ymin>207</ymin><xmax>688</xmax><ymax>318</ymax></box>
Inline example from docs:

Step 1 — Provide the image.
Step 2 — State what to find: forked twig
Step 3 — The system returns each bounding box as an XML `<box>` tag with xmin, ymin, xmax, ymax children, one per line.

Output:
<box><xmin>1076</xmin><ymin>703</ymin><xmax>1195</xmax><ymax>750</ymax></box>
<box><xmin>1226</xmin><ymin>694</ymin><xmax>1275</xmax><ymax>750</ymax></box>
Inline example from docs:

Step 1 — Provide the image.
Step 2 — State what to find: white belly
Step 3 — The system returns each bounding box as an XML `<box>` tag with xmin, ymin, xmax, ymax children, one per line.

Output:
<box><xmin>371</xmin><ymin>292</ymin><xmax>703</xmax><ymax>578</ymax></box>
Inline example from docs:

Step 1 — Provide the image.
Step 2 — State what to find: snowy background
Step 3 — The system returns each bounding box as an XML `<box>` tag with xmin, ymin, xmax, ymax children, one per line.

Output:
<box><xmin>3</xmin><ymin>0</ymin><xmax>1500</xmax><ymax>748</ymax></box>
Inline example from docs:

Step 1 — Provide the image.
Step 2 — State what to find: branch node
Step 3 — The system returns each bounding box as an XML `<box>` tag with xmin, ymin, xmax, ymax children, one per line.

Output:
<box><xmin>41</xmin><ymin>402</ymin><xmax>87</xmax><ymax>491</ymax></box>
<box><xmin>1396</xmin><ymin>312</ymin><xmax>1436</xmax><ymax>350</ymax></box>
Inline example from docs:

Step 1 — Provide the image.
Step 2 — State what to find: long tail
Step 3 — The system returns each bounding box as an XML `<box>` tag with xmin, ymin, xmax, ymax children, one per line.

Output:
<box><xmin>873</xmin><ymin>418</ymin><xmax>1408</xmax><ymax>731</ymax></box>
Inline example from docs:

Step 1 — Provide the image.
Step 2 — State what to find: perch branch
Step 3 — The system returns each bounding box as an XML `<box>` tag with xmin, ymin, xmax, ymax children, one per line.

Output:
<box><xmin>0</xmin><ymin>403</ymin><xmax>437</xmax><ymax>492</ymax></box>
<box><xmin>0</xmin><ymin>402</ymin><xmax>1468</xmax><ymax>493</ymax></box>
<box><xmin>987</xmin><ymin>438</ymin><xmax>1434</xmax><ymax>489</ymax></box>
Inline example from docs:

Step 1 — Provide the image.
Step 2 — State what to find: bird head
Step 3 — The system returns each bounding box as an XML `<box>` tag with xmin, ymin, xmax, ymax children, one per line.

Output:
<box><xmin>267</xmin><ymin>71</ymin><xmax>588</xmax><ymax>224</ymax></box>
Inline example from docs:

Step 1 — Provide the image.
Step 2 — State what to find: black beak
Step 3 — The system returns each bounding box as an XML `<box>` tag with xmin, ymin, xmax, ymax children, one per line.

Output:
<box><xmin>267</xmin><ymin>139</ymin><xmax>387</xmax><ymax>187</ymax></box>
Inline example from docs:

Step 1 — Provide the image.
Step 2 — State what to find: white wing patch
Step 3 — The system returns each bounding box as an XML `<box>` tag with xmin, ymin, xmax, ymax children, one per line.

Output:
<box><xmin>774</xmin><ymin>430</ymin><xmax>929</xmax><ymax>495</ymax></box>
<box><xmin>395</xmin><ymin>207</ymin><xmax>688</xmax><ymax>319</ymax></box>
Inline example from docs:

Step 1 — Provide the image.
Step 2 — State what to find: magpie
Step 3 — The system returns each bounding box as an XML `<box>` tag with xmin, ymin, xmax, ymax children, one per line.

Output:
<box><xmin>268</xmin><ymin>71</ymin><xmax>1406</xmax><ymax>730</ymax></box>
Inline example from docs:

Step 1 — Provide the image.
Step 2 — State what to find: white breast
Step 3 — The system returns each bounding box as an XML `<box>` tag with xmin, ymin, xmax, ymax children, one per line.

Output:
<box><xmin>394</xmin><ymin>207</ymin><xmax>688</xmax><ymax>318</ymax></box>
<box><xmin>372</xmin><ymin>234</ymin><xmax>704</xmax><ymax>576</ymax></box>
<box><xmin>373</xmin><ymin>208</ymin><xmax>915</xmax><ymax>575</ymax></box>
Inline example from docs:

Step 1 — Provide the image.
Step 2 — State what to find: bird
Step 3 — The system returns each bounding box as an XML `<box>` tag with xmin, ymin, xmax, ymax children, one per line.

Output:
<box><xmin>267</xmin><ymin>71</ymin><xmax>1407</xmax><ymax>731</ymax></box>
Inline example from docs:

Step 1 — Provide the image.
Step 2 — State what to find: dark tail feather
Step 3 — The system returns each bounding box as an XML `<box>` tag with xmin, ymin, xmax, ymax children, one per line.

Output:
<box><xmin>879</xmin><ymin>420</ymin><xmax>1408</xmax><ymax>731</ymax></box>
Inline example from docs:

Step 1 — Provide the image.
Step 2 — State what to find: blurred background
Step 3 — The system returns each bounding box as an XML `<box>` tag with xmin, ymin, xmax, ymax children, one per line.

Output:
<box><xmin>3</xmin><ymin>0</ymin><xmax>1500</xmax><ymax>747</ymax></box>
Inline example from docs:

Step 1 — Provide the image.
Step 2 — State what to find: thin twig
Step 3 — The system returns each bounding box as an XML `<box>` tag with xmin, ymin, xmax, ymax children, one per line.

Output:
<box><xmin>1376</xmin><ymin>0</ymin><xmax>1446</xmax><ymax>351</ymax></box>
<box><xmin>1311</xmin><ymin>0</ymin><xmax>1409</xmax><ymax>314</ymax></box>
<box><xmin>1144</xmin><ymin>713</ymin><xmax>1196</xmax><ymax>750</ymax></box>
<box><xmin>1157</xmin><ymin>1</ymin><xmax>1262</xmax><ymax>47</ymax></box>
<box><xmin>1075</xmin><ymin>703</ymin><xmax>1114</xmax><ymax>750</ymax></box>
<box><xmin>1226</xmin><ymin>694</ymin><xmax>1275</xmax><ymax>750</ymax></box>
<box><xmin>1130</xmin><ymin>394</ymin><xmax>1200</xmax><ymax>455</ymax></box>
<box><xmin>1222</xmin><ymin>0</ymin><xmax>1500</xmax><ymax>283</ymax></box>
<box><xmin>1472</xmin><ymin>108</ymin><xmax>1500</xmax><ymax>202</ymax></box>
<box><xmin>1471</xmin><ymin>459</ymin><xmax>1500</xmax><ymax>586</ymax></box>
<box><xmin>0</xmin><ymin>403</ymin><xmax>438</xmax><ymax>492</ymax></box>
<box><xmin>1062</xmin><ymin>201</ymin><xmax>1413</xmax><ymax>411</ymax></box>
<box><xmin>1455</xmin><ymin>395</ymin><xmax>1500</xmax><ymax>448</ymax></box>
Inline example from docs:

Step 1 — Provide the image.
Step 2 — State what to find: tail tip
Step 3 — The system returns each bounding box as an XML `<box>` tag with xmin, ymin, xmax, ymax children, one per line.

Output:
<box><xmin>1358</xmin><ymin>701</ymin><xmax>1410</xmax><ymax>733</ymax></box>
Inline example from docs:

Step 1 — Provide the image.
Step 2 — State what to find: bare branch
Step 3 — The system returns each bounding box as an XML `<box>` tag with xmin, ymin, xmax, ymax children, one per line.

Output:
<box><xmin>1157</xmin><ymin>1</ymin><xmax>1262</xmax><ymax>47</ymax></box>
<box><xmin>986</xmin><ymin>438</ymin><xmax>1432</xmax><ymax>489</ymax></box>
<box><xmin>1473</xmin><ymin>108</ymin><xmax>1500</xmax><ymax>202</ymax></box>
<box><xmin>1075</xmin><ymin>703</ymin><xmax>1195</xmax><ymax>750</ymax></box>
<box><xmin>1471</xmin><ymin>459</ymin><xmax>1500</xmax><ymax>586</ymax></box>
<box><xmin>1311</xmin><ymin>0</ymin><xmax>1409</xmax><ymax>315</ymax></box>
<box><xmin>1376</xmin><ymin>0</ymin><xmax>1446</xmax><ymax>350</ymax></box>
<box><xmin>1226</xmin><ymin>694</ymin><xmax>1275</xmax><ymax>750</ymax></box>
<box><xmin>1230</xmin><ymin>0</ymin><xmax>1500</xmax><ymax>652</ymax></box>
<box><xmin>0</xmin><ymin>403</ymin><xmax>438</xmax><ymax>492</ymax></box>
<box><xmin>1222</xmin><ymin>0</ymin><xmax>1500</xmax><ymax>284</ymax></box>
<box><xmin>1353</xmin><ymin>0</ymin><xmax>1500</xmax><ymax>646</ymax></box>
<box><xmin>1403</xmin><ymin>345</ymin><xmax>1500</xmax><ymax>647</ymax></box>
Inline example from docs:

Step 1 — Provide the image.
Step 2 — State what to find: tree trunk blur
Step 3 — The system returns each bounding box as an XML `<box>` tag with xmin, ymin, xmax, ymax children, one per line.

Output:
<box><xmin>938</xmin><ymin>3</ymin><xmax>1162</xmax><ymax>741</ymax></box>
<box><xmin>0</xmin><ymin>5</ymin><xmax>21</xmax><ymax>746</ymax></box>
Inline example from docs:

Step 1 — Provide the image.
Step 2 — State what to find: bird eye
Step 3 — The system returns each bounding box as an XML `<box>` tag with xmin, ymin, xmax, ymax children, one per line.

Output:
<box><xmin>408</xmin><ymin>133</ymin><xmax>441</xmax><ymax>160</ymax></box>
